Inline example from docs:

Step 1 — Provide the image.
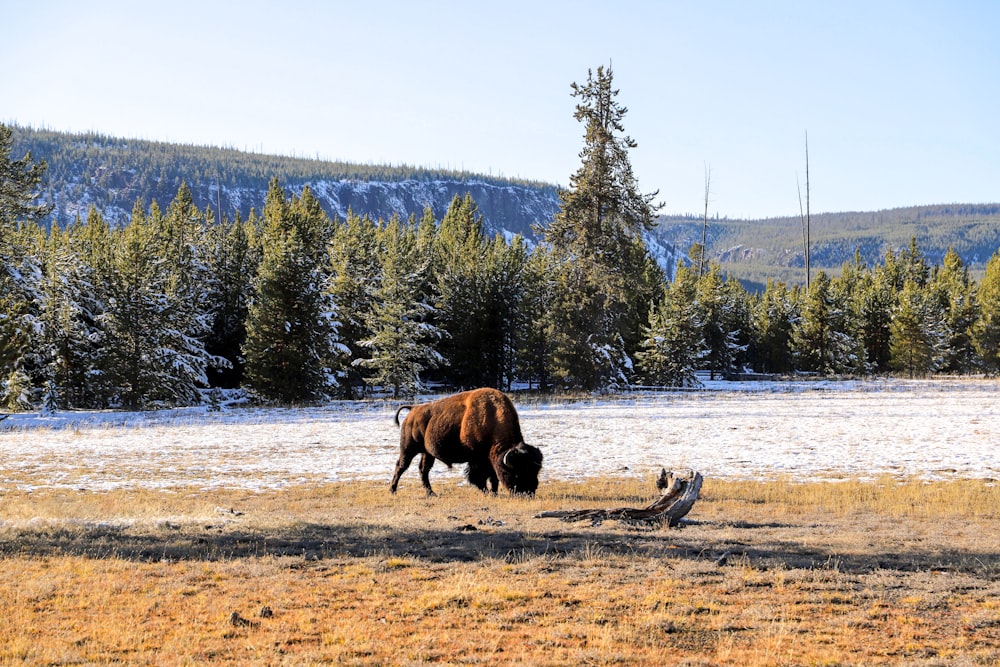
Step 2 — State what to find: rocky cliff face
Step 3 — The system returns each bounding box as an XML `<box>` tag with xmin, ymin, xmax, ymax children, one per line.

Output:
<box><xmin>47</xmin><ymin>173</ymin><xmax>562</xmax><ymax>244</ymax></box>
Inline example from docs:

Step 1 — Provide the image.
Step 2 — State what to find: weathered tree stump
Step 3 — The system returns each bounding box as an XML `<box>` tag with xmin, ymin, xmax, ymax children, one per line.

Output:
<box><xmin>536</xmin><ymin>469</ymin><xmax>702</xmax><ymax>528</ymax></box>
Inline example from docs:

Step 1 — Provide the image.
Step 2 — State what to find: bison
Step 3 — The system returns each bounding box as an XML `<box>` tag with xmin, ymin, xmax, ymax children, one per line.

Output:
<box><xmin>390</xmin><ymin>388</ymin><xmax>543</xmax><ymax>496</ymax></box>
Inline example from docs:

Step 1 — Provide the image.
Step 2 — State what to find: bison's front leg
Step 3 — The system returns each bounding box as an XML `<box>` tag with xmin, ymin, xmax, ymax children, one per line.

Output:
<box><xmin>419</xmin><ymin>453</ymin><xmax>437</xmax><ymax>496</ymax></box>
<box><xmin>466</xmin><ymin>462</ymin><xmax>497</xmax><ymax>494</ymax></box>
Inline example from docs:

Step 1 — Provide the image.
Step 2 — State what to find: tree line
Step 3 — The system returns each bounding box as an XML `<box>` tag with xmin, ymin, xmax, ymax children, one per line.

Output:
<box><xmin>4</xmin><ymin>177</ymin><xmax>999</xmax><ymax>412</ymax></box>
<box><xmin>4</xmin><ymin>64</ymin><xmax>1000</xmax><ymax>411</ymax></box>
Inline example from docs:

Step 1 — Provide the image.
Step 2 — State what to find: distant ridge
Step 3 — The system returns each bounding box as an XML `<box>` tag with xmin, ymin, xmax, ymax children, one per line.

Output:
<box><xmin>648</xmin><ymin>203</ymin><xmax>1000</xmax><ymax>289</ymax></box>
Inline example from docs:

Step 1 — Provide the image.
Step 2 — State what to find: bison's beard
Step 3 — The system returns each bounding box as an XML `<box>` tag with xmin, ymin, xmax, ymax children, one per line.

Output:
<box><xmin>465</xmin><ymin>462</ymin><xmax>498</xmax><ymax>493</ymax></box>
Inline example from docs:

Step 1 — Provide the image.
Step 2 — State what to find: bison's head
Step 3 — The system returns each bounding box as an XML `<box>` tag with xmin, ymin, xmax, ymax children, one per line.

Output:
<box><xmin>498</xmin><ymin>443</ymin><xmax>544</xmax><ymax>496</ymax></box>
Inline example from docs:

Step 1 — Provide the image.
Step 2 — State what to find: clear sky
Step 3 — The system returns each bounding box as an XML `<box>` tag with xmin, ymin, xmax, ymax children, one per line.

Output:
<box><xmin>3</xmin><ymin>0</ymin><xmax>998</xmax><ymax>219</ymax></box>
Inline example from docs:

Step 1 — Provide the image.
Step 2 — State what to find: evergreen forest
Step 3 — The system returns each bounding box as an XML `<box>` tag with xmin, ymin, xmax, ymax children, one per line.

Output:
<box><xmin>4</xmin><ymin>67</ymin><xmax>1000</xmax><ymax>411</ymax></box>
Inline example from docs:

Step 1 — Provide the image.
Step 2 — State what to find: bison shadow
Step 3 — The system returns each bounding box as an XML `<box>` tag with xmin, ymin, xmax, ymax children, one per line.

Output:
<box><xmin>1</xmin><ymin>519</ymin><xmax>997</xmax><ymax>579</ymax></box>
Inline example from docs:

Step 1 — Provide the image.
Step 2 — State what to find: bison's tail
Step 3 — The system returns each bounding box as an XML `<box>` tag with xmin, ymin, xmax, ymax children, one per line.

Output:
<box><xmin>394</xmin><ymin>405</ymin><xmax>413</xmax><ymax>427</ymax></box>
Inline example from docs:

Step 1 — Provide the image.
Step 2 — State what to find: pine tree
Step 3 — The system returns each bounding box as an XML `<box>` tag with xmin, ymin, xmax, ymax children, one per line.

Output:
<box><xmin>356</xmin><ymin>215</ymin><xmax>442</xmax><ymax>398</ymax></box>
<box><xmin>619</xmin><ymin>236</ymin><xmax>669</xmax><ymax>359</ymax></box>
<box><xmin>204</xmin><ymin>211</ymin><xmax>260</xmax><ymax>388</ymax></box>
<box><xmin>930</xmin><ymin>247</ymin><xmax>980</xmax><ymax>373</ymax></box>
<box><xmin>68</xmin><ymin>208</ymin><xmax>116</xmax><ymax>407</ymax></box>
<box><xmin>753</xmin><ymin>279</ymin><xmax>796</xmax><ymax>374</ymax></box>
<box><xmin>0</xmin><ymin>285</ymin><xmax>33</xmax><ymax>410</ymax></box>
<box><xmin>635</xmin><ymin>263</ymin><xmax>704</xmax><ymax>387</ymax></box>
<box><xmin>791</xmin><ymin>271</ymin><xmax>863</xmax><ymax>375</ymax></box>
<box><xmin>722</xmin><ymin>273</ymin><xmax>753</xmax><ymax>373</ymax></box>
<box><xmin>479</xmin><ymin>234</ymin><xmax>528</xmax><ymax>389</ymax></box>
<box><xmin>890</xmin><ymin>279</ymin><xmax>943</xmax><ymax>378</ymax></box>
<box><xmin>973</xmin><ymin>250</ymin><xmax>1000</xmax><ymax>373</ymax></box>
<box><xmin>425</xmin><ymin>193</ymin><xmax>529</xmax><ymax>390</ymax></box>
<box><xmin>696</xmin><ymin>264</ymin><xmax>744</xmax><ymax>379</ymax></box>
<box><xmin>100</xmin><ymin>201</ymin><xmax>171</xmax><ymax>408</ymax></box>
<box><xmin>544</xmin><ymin>66</ymin><xmax>661</xmax><ymax>259</ymax></box>
<box><xmin>827</xmin><ymin>262</ymin><xmax>869</xmax><ymax>375</ymax></box>
<box><xmin>243</xmin><ymin>179</ymin><xmax>338</xmax><ymax>402</ymax></box>
<box><xmin>516</xmin><ymin>246</ymin><xmax>557</xmax><ymax>391</ymax></box>
<box><xmin>540</xmin><ymin>65</ymin><xmax>663</xmax><ymax>391</ymax></box>
<box><xmin>1</xmin><ymin>123</ymin><xmax>51</xmax><ymax>409</ymax></box>
<box><xmin>0</xmin><ymin>123</ymin><xmax>53</xmax><ymax>226</ymax></box>
<box><xmin>35</xmin><ymin>223</ymin><xmax>100</xmax><ymax>410</ymax></box>
<box><xmin>326</xmin><ymin>209</ymin><xmax>381</xmax><ymax>397</ymax></box>
<box><xmin>853</xmin><ymin>261</ymin><xmax>897</xmax><ymax>374</ymax></box>
<box><xmin>899</xmin><ymin>236</ymin><xmax>931</xmax><ymax>287</ymax></box>
<box><xmin>85</xmin><ymin>188</ymin><xmax>221</xmax><ymax>408</ymax></box>
<box><xmin>542</xmin><ymin>256</ymin><xmax>629</xmax><ymax>389</ymax></box>
<box><xmin>0</xmin><ymin>242</ymin><xmax>34</xmax><ymax>409</ymax></box>
<box><xmin>433</xmin><ymin>193</ymin><xmax>490</xmax><ymax>388</ymax></box>
<box><xmin>0</xmin><ymin>291</ymin><xmax>28</xmax><ymax>399</ymax></box>
<box><xmin>153</xmin><ymin>184</ymin><xmax>223</xmax><ymax>403</ymax></box>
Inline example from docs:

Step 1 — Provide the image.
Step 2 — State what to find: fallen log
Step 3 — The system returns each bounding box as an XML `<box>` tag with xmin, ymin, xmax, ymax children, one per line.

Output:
<box><xmin>536</xmin><ymin>469</ymin><xmax>702</xmax><ymax>528</ymax></box>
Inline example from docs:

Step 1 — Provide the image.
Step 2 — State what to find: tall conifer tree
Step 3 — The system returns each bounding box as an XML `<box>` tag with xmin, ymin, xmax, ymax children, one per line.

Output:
<box><xmin>100</xmin><ymin>201</ymin><xmax>173</xmax><ymax>408</ymax></box>
<box><xmin>433</xmin><ymin>194</ymin><xmax>489</xmax><ymax>388</ymax></box>
<box><xmin>35</xmin><ymin>223</ymin><xmax>100</xmax><ymax>410</ymax></box>
<box><xmin>540</xmin><ymin>65</ymin><xmax>663</xmax><ymax>390</ymax></box>
<box><xmin>0</xmin><ymin>123</ymin><xmax>51</xmax><ymax>408</ymax></box>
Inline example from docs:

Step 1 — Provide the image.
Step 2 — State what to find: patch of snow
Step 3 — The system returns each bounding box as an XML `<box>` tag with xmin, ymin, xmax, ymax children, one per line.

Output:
<box><xmin>1</xmin><ymin>379</ymin><xmax>998</xmax><ymax>491</ymax></box>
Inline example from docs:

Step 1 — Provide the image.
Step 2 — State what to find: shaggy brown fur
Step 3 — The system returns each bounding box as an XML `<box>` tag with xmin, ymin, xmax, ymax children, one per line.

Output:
<box><xmin>390</xmin><ymin>388</ymin><xmax>543</xmax><ymax>496</ymax></box>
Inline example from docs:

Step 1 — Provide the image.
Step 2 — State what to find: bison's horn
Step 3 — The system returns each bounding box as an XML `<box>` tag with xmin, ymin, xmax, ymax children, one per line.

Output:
<box><xmin>503</xmin><ymin>448</ymin><xmax>515</xmax><ymax>468</ymax></box>
<box><xmin>504</xmin><ymin>443</ymin><xmax>542</xmax><ymax>468</ymax></box>
<box><xmin>502</xmin><ymin>445</ymin><xmax>526</xmax><ymax>468</ymax></box>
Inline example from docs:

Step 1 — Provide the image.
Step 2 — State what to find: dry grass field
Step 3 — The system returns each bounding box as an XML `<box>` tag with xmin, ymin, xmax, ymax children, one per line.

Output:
<box><xmin>1</xmin><ymin>476</ymin><xmax>998</xmax><ymax>666</ymax></box>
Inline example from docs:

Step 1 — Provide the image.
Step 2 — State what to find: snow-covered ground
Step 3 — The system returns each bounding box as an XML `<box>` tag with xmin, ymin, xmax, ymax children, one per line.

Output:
<box><xmin>1</xmin><ymin>378</ymin><xmax>998</xmax><ymax>491</ymax></box>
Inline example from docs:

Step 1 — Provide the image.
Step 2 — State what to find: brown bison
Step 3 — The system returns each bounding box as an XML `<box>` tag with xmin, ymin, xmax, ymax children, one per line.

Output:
<box><xmin>390</xmin><ymin>388</ymin><xmax>543</xmax><ymax>496</ymax></box>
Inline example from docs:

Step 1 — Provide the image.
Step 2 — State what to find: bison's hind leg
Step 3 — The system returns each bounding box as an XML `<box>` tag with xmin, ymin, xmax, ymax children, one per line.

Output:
<box><xmin>390</xmin><ymin>450</ymin><xmax>416</xmax><ymax>494</ymax></box>
<box><xmin>419</xmin><ymin>453</ymin><xmax>437</xmax><ymax>496</ymax></box>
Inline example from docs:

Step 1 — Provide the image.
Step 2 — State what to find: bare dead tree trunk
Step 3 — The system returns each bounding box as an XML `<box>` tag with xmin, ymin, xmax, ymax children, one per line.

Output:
<box><xmin>700</xmin><ymin>164</ymin><xmax>711</xmax><ymax>276</ymax></box>
<box><xmin>798</xmin><ymin>176</ymin><xmax>806</xmax><ymax>281</ymax></box>
<box><xmin>805</xmin><ymin>131</ymin><xmax>811</xmax><ymax>290</ymax></box>
<box><xmin>536</xmin><ymin>469</ymin><xmax>703</xmax><ymax>527</ymax></box>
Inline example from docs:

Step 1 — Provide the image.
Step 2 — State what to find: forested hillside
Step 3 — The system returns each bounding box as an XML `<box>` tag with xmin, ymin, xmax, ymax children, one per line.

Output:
<box><xmin>654</xmin><ymin>204</ymin><xmax>1000</xmax><ymax>290</ymax></box>
<box><xmin>10</xmin><ymin>125</ymin><xmax>562</xmax><ymax>241</ymax></box>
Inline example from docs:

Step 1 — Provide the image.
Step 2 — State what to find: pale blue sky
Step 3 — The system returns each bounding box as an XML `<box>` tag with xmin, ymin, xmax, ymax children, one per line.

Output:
<box><xmin>3</xmin><ymin>0</ymin><xmax>998</xmax><ymax>218</ymax></box>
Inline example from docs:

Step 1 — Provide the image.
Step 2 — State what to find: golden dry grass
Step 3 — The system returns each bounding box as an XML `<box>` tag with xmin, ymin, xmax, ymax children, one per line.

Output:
<box><xmin>1</xmin><ymin>477</ymin><xmax>998</xmax><ymax>665</ymax></box>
